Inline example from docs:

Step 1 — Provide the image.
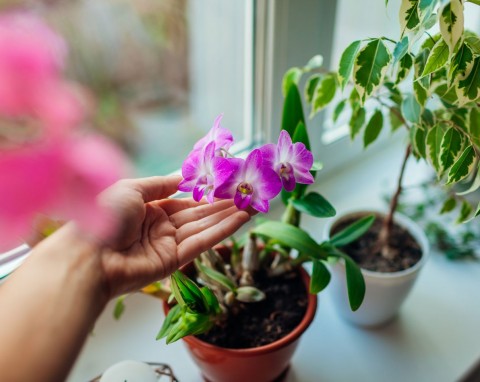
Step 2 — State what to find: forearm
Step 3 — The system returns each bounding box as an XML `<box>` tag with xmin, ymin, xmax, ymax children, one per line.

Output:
<box><xmin>0</xmin><ymin>225</ymin><xmax>108</xmax><ymax>382</ymax></box>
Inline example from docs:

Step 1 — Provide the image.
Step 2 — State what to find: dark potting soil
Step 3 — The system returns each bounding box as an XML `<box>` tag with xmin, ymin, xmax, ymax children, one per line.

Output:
<box><xmin>333</xmin><ymin>216</ymin><xmax>422</xmax><ymax>272</ymax></box>
<box><xmin>197</xmin><ymin>270</ymin><xmax>308</xmax><ymax>349</ymax></box>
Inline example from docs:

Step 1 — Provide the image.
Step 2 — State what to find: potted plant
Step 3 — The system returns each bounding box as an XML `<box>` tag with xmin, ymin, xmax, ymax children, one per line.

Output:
<box><xmin>282</xmin><ymin>0</ymin><xmax>479</xmax><ymax>326</ymax></box>
<box><xmin>116</xmin><ymin>104</ymin><xmax>374</xmax><ymax>381</ymax></box>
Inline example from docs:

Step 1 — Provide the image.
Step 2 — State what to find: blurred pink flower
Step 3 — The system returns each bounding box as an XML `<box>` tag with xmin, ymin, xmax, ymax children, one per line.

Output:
<box><xmin>0</xmin><ymin>12</ymin><xmax>83</xmax><ymax>133</ymax></box>
<box><xmin>0</xmin><ymin>134</ymin><xmax>129</xmax><ymax>251</ymax></box>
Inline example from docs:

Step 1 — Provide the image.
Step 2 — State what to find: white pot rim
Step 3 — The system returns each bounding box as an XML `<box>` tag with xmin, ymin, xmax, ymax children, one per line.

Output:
<box><xmin>324</xmin><ymin>209</ymin><xmax>430</xmax><ymax>280</ymax></box>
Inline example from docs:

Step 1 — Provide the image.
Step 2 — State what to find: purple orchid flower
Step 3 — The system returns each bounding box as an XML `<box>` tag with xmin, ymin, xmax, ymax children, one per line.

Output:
<box><xmin>215</xmin><ymin>149</ymin><xmax>282</xmax><ymax>213</ymax></box>
<box><xmin>193</xmin><ymin>114</ymin><xmax>234</xmax><ymax>155</ymax></box>
<box><xmin>259</xmin><ymin>130</ymin><xmax>314</xmax><ymax>192</ymax></box>
<box><xmin>178</xmin><ymin>141</ymin><xmax>235</xmax><ymax>203</ymax></box>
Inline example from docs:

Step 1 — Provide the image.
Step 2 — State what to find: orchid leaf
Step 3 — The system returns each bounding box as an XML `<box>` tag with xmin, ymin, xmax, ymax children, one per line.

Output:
<box><xmin>282</xmin><ymin>67</ymin><xmax>302</xmax><ymax>97</ymax></box>
<box><xmin>282</xmin><ymin>84</ymin><xmax>305</xmax><ymax>137</ymax></box>
<box><xmin>252</xmin><ymin>221</ymin><xmax>326</xmax><ymax>259</ymax></box>
<box><xmin>310</xmin><ymin>260</ymin><xmax>331</xmax><ymax>294</ymax></box>
<box><xmin>340</xmin><ymin>254</ymin><xmax>366</xmax><ymax>311</ymax></box>
<box><xmin>157</xmin><ymin>304</ymin><xmax>182</xmax><ymax>340</ymax></box>
<box><xmin>113</xmin><ymin>295</ymin><xmax>127</xmax><ymax>320</ymax></box>
<box><xmin>195</xmin><ymin>259</ymin><xmax>236</xmax><ymax>292</ymax></box>
<box><xmin>171</xmin><ymin>271</ymin><xmax>208</xmax><ymax>314</ymax></box>
<box><xmin>330</xmin><ymin>215</ymin><xmax>375</xmax><ymax>247</ymax></box>
<box><xmin>291</xmin><ymin>192</ymin><xmax>336</xmax><ymax>218</ymax></box>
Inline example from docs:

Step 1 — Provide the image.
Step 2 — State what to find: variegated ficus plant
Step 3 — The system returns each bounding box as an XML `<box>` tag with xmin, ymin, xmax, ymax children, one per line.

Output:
<box><xmin>116</xmin><ymin>105</ymin><xmax>374</xmax><ymax>343</ymax></box>
<box><xmin>282</xmin><ymin>0</ymin><xmax>480</xmax><ymax>259</ymax></box>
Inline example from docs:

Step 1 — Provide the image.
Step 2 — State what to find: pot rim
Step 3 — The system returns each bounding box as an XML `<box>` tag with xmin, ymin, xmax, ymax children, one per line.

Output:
<box><xmin>324</xmin><ymin>209</ymin><xmax>430</xmax><ymax>279</ymax></box>
<box><xmin>163</xmin><ymin>266</ymin><xmax>317</xmax><ymax>357</ymax></box>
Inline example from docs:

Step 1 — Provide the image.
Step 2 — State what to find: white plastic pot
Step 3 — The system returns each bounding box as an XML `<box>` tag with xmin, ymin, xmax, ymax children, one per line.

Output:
<box><xmin>325</xmin><ymin>210</ymin><xmax>430</xmax><ymax>327</ymax></box>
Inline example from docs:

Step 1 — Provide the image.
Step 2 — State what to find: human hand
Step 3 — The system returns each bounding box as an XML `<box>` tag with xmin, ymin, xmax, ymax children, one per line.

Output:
<box><xmin>97</xmin><ymin>176</ymin><xmax>252</xmax><ymax>298</ymax></box>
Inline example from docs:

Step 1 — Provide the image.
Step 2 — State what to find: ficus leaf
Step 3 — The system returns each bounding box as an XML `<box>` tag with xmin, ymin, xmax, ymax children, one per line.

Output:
<box><xmin>364</xmin><ymin>110</ymin><xmax>384</xmax><ymax>148</ymax></box>
<box><xmin>426</xmin><ymin>124</ymin><xmax>444</xmax><ymax>173</ymax></box>
<box><xmin>456</xmin><ymin>56</ymin><xmax>480</xmax><ymax>106</ymax></box>
<box><xmin>330</xmin><ymin>215</ymin><xmax>376</xmax><ymax>247</ymax></box>
<box><xmin>414</xmin><ymin>125</ymin><xmax>427</xmax><ymax>159</ymax></box>
<box><xmin>413</xmin><ymin>81</ymin><xmax>428</xmax><ymax>107</ymax></box>
<box><xmin>469</xmin><ymin>108</ymin><xmax>480</xmax><ymax>147</ymax></box>
<box><xmin>310</xmin><ymin>260</ymin><xmax>331</xmax><ymax>294</ymax></box>
<box><xmin>399</xmin><ymin>0</ymin><xmax>421</xmax><ymax>37</ymax></box>
<box><xmin>291</xmin><ymin>192</ymin><xmax>336</xmax><ymax>218</ymax></box>
<box><xmin>338</xmin><ymin>40</ymin><xmax>362</xmax><ymax>90</ymax></box>
<box><xmin>439</xmin><ymin>0</ymin><xmax>464</xmax><ymax>53</ymax></box>
<box><xmin>397</xmin><ymin>53</ymin><xmax>413</xmax><ymax>84</ymax></box>
<box><xmin>421</xmin><ymin>38</ymin><xmax>449</xmax><ymax>77</ymax></box>
<box><xmin>333</xmin><ymin>99</ymin><xmax>347</xmax><ymax>122</ymax></box>
<box><xmin>440</xmin><ymin>197</ymin><xmax>456</xmax><ymax>214</ymax></box>
<box><xmin>456</xmin><ymin>164</ymin><xmax>480</xmax><ymax>195</ymax></box>
<box><xmin>449</xmin><ymin>43</ymin><xmax>474</xmax><ymax>84</ymax></box>
<box><xmin>349</xmin><ymin>106</ymin><xmax>366</xmax><ymax>140</ymax></box>
<box><xmin>456</xmin><ymin>200</ymin><xmax>473</xmax><ymax>223</ymax></box>
<box><xmin>390</xmin><ymin>108</ymin><xmax>404</xmax><ymax>131</ymax></box>
<box><xmin>401</xmin><ymin>94</ymin><xmax>421</xmax><ymax>123</ymax></box>
<box><xmin>439</xmin><ymin>127</ymin><xmax>463</xmax><ymax>172</ymax></box>
<box><xmin>447</xmin><ymin>145</ymin><xmax>476</xmax><ymax>184</ymax></box>
<box><xmin>311</xmin><ymin>74</ymin><xmax>337</xmax><ymax>115</ymax></box>
<box><xmin>353</xmin><ymin>39</ymin><xmax>391</xmax><ymax>103</ymax></box>
<box><xmin>304</xmin><ymin>55</ymin><xmax>324</xmax><ymax>71</ymax></box>
<box><xmin>305</xmin><ymin>75</ymin><xmax>321</xmax><ymax>103</ymax></box>
<box><xmin>393</xmin><ymin>36</ymin><xmax>409</xmax><ymax>64</ymax></box>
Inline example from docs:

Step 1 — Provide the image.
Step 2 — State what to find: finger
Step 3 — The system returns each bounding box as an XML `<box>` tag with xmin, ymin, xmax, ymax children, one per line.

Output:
<box><xmin>155</xmin><ymin>197</ymin><xmax>208</xmax><ymax>216</ymax></box>
<box><xmin>131</xmin><ymin>175</ymin><xmax>182</xmax><ymax>203</ymax></box>
<box><xmin>177</xmin><ymin>210</ymin><xmax>250</xmax><ymax>265</ymax></box>
<box><xmin>175</xmin><ymin>205</ymin><xmax>239</xmax><ymax>243</ymax></box>
<box><xmin>168</xmin><ymin>199</ymin><xmax>235</xmax><ymax>227</ymax></box>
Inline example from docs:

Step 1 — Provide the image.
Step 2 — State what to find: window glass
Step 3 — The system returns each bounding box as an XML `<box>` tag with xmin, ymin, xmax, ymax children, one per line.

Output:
<box><xmin>42</xmin><ymin>0</ymin><xmax>249</xmax><ymax>175</ymax></box>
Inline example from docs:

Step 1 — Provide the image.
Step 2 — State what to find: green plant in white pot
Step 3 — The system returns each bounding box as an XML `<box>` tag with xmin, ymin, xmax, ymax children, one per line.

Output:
<box><xmin>283</xmin><ymin>0</ymin><xmax>479</xmax><ymax>326</ymax></box>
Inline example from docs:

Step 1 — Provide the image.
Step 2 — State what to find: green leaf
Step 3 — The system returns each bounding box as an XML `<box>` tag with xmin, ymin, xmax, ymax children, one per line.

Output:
<box><xmin>354</xmin><ymin>39</ymin><xmax>391</xmax><ymax>103</ymax></box>
<box><xmin>465</xmin><ymin>35</ymin><xmax>480</xmax><ymax>55</ymax></box>
<box><xmin>363</xmin><ymin>110</ymin><xmax>384</xmax><ymax>148</ymax></box>
<box><xmin>311</xmin><ymin>161</ymin><xmax>324</xmax><ymax>171</ymax></box>
<box><xmin>171</xmin><ymin>271</ymin><xmax>208</xmax><ymax>313</ymax></box>
<box><xmin>338</xmin><ymin>40</ymin><xmax>362</xmax><ymax>90</ymax></box>
<box><xmin>330</xmin><ymin>215</ymin><xmax>376</xmax><ymax>247</ymax></box>
<box><xmin>414</xmin><ymin>126</ymin><xmax>427</xmax><ymax>159</ymax></box>
<box><xmin>426</xmin><ymin>124</ymin><xmax>444</xmax><ymax>172</ymax></box>
<box><xmin>440</xmin><ymin>0</ymin><xmax>464</xmax><ymax>53</ymax></box>
<box><xmin>390</xmin><ymin>108</ymin><xmax>404</xmax><ymax>131</ymax></box>
<box><xmin>473</xmin><ymin>201</ymin><xmax>480</xmax><ymax>220</ymax></box>
<box><xmin>397</xmin><ymin>53</ymin><xmax>413</xmax><ymax>84</ymax></box>
<box><xmin>305</xmin><ymin>75</ymin><xmax>321</xmax><ymax>103</ymax></box>
<box><xmin>413</xmin><ymin>81</ymin><xmax>428</xmax><ymax>107</ymax></box>
<box><xmin>292</xmin><ymin>121</ymin><xmax>311</xmax><ymax>151</ymax></box>
<box><xmin>422</xmin><ymin>38</ymin><xmax>449</xmax><ymax>77</ymax></box>
<box><xmin>456</xmin><ymin>200</ymin><xmax>473</xmax><ymax>223</ymax></box>
<box><xmin>470</xmin><ymin>108</ymin><xmax>480</xmax><ymax>147</ymax></box>
<box><xmin>291</xmin><ymin>192</ymin><xmax>336</xmax><ymax>218</ymax></box>
<box><xmin>447</xmin><ymin>145</ymin><xmax>476</xmax><ymax>184</ymax></box>
<box><xmin>113</xmin><ymin>295</ymin><xmax>126</xmax><ymax>320</ymax></box>
<box><xmin>282</xmin><ymin>84</ymin><xmax>305</xmax><ymax>137</ymax></box>
<box><xmin>195</xmin><ymin>259</ymin><xmax>236</xmax><ymax>292</ymax></box>
<box><xmin>340</xmin><ymin>254</ymin><xmax>366</xmax><ymax>311</ymax></box>
<box><xmin>304</xmin><ymin>55</ymin><xmax>324</xmax><ymax>71</ymax></box>
<box><xmin>449</xmin><ymin>43</ymin><xmax>474</xmax><ymax>84</ymax></box>
<box><xmin>440</xmin><ymin>197</ymin><xmax>457</xmax><ymax>214</ymax></box>
<box><xmin>311</xmin><ymin>74</ymin><xmax>337</xmax><ymax>115</ymax></box>
<box><xmin>419</xmin><ymin>0</ymin><xmax>437</xmax><ymax>14</ymax></box>
<box><xmin>393</xmin><ymin>36</ymin><xmax>409</xmax><ymax>64</ymax></box>
<box><xmin>349</xmin><ymin>106</ymin><xmax>366</xmax><ymax>140</ymax></box>
<box><xmin>157</xmin><ymin>304</ymin><xmax>182</xmax><ymax>340</ymax></box>
<box><xmin>282</xmin><ymin>67</ymin><xmax>302</xmax><ymax>97</ymax></box>
<box><xmin>310</xmin><ymin>260</ymin><xmax>331</xmax><ymax>294</ymax></box>
<box><xmin>400</xmin><ymin>0</ymin><xmax>421</xmax><ymax>36</ymax></box>
<box><xmin>200</xmin><ymin>287</ymin><xmax>221</xmax><ymax>314</ymax></box>
<box><xmin>439</xmin><ymin>127</ymin><xmax>463</xmax><ymax>172</ymax></box>
<box><xmin>333</xmin><ymin>100</ymin><xmax>346</xmax><ymax>122</ymax></box>
<box><xmin>401</xmin><ymin>94</ymin><xmax>421</xmax><ymax>123</ymax></box>
<box><xmin>457</xmin><ymin>56</ymin><xmax>480</xmax><ymax>106</ymax></box>
<box><xmin>457</xmin><ymin>164</ymin><xmax>480</xmax><ymax>195</ymax></box>
<box><xmin>253</xmin><ymin>221</ymin><xmax>326</xmax><ymax>259</ymax></box>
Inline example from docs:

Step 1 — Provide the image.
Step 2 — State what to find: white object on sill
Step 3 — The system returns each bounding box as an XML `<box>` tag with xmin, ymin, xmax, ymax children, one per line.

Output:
<box><xmin>99</xmin><ymin>360</ymin><xmax>158</xmax><ymax>382</ymax></box>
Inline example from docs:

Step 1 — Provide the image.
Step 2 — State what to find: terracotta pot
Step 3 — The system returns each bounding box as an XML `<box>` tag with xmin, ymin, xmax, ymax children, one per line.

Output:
<box><xmin>325</xmin><ymin>210</ymin><xmax>429</xmax><ymax>327</ymax></box>
<box><xmin>163</xmin><ymin>246</ymin><xmax>317</xmax><ymax>382</ymax></box>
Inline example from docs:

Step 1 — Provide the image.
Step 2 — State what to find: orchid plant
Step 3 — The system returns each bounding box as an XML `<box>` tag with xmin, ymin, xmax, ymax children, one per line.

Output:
<box><xmin>149</xmin><ymin>112</ymin><xmax>374</xmax><ymax>344</ymax></box>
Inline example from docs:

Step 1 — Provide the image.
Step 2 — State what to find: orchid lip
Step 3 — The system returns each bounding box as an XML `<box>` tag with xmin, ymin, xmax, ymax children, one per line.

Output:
<box><xmin>237</xmin><ymin>182</ymin><xmax>254</xmax><ymax>196</ymax></box>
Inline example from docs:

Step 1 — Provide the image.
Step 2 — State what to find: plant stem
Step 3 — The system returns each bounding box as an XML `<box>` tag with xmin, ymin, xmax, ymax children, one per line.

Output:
<box><xmin>281</xmin><ymin>201</ymin><xmax>301</xmax><ymax>227</ymax></box>
<box><xmin>377</xmin><ymin>144</ymin><xmax>412</xmax><ymax>259</ymax></box>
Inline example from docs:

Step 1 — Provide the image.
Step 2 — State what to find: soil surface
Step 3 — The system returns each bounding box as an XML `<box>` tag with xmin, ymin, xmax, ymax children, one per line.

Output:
<box><xmin>333</xmin><ymin>216</ymin><xmax>422</xmax><ymax>272</ymax></box>
<box><xmin>197</xmin><ymin>270</ymin><xmax>308</xmax><ymax>349</ymax></box>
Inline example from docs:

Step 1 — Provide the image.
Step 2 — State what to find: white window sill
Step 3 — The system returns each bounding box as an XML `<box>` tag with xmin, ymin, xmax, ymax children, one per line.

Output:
<box><xmin>68</xmin><ymin>138</ymin><xmax>480</xmax><ymax>382</ymax></box>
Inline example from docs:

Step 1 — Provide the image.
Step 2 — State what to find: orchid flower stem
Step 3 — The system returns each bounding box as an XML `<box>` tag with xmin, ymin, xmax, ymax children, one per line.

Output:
<box><xmin>220</xmin><ymin>148</ymin><xmax>235</xmax><ymax>158</ymax></box>
<box><xmin>281</xmin><ymin>201</ymin><xmax>301</xmax><ymax>227</ymax></box>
